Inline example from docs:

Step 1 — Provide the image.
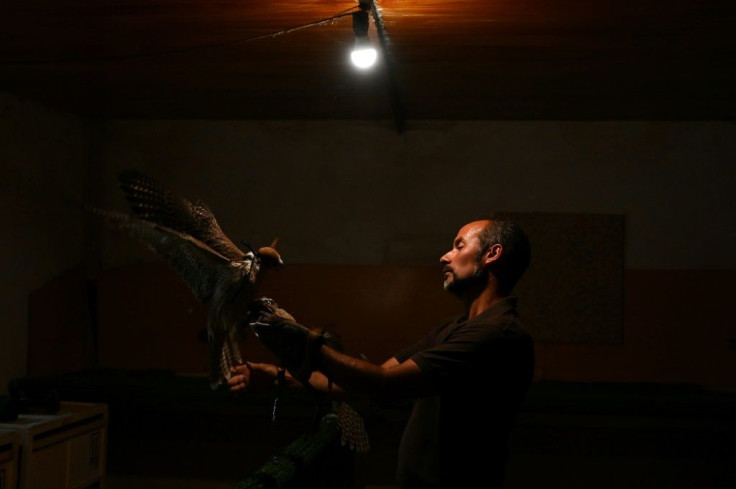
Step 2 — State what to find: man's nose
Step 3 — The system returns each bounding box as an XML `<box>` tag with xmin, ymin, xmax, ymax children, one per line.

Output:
<box><xmin>439</xmin><ymin>252</ymin><xmax>451</xmax><ymax>264</ymax></box>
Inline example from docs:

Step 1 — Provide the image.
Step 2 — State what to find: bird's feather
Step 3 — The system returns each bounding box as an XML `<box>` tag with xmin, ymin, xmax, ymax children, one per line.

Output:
<box><xmin>90</xmin><ymin>207</ymin><xmax>249</xmax><ymax>304</ymax></box>
<box><xmin>335</xmin><ymin>402</ymin><xmax>370</xmax><ymax>452</ymax></box>
<box><xmin>92</xmin><ymin>206</ymin><xmax>260</xmax><ymax>389</ymax></box>
<box><xmin>91</xmin><ymin>171</ymin><xmax>282</xmax><ymax>390</ymax></box>
<box><xmin>117</xmin><ymin>169</ymin><xmax>246</xmax><ymax>262</ymax></box>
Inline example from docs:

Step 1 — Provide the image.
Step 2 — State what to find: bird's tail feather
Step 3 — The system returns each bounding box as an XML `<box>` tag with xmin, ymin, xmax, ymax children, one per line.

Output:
<box><xmin>335</xmin><ymin>402</ymin><xmax>370</xmax><ymax>452</ymax></box>
<box><xmin>211</xmin><ymin>328</ymin><xmax>243</xmax><ymax>390</ymax></box>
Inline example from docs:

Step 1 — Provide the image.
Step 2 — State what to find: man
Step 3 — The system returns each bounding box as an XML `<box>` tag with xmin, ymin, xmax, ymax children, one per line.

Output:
<box><xmin>229</xmin><ymin>218</ymin><xmax>534</xmax><ymax>489</ymax></box>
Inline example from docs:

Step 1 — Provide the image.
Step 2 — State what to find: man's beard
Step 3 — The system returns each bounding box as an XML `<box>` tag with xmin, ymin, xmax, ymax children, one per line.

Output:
<box><xmin>444</xmin><ymin>263</ymin><xmax>488</xmax><ymax>296</ymax></box>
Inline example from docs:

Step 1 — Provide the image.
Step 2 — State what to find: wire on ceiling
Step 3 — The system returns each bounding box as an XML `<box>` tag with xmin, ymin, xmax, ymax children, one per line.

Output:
<box><xmin>0</xmin><ymin>6</ymin><xmax>362</xmax><ymax>66</ymax></box>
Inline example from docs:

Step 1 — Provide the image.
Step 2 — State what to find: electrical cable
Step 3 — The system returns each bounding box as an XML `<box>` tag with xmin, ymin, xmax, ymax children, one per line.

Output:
<box><xmin>0</xmin><ymin>6</ymin><xmax>361</xmax><ymax>66</ymax></box>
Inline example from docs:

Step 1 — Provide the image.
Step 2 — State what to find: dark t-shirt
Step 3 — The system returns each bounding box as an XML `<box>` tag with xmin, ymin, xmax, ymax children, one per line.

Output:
<box><xmin>394</xmin><ymin>297</ymin><xmax>534</xmax><ymax>489</ymax></box>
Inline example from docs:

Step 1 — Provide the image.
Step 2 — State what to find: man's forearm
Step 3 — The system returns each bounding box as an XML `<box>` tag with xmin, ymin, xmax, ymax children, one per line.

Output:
<box><xmin>300</xmin><ymin>370</ymin><xmax>356</xmax><ymax>400</ymax></box>
<box><xmin>316</xmin><ymin>346</ymin><xmax>427</xmax><ymax>400</ymax></box>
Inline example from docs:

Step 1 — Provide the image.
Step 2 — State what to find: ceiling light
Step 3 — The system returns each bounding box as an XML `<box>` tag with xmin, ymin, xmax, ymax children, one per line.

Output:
<box><xmin>351</xmin><ymin>9</ymin><xmax>377</xmax><ymax>70</ymax></box>
<box><xmin>351</xmin><ymin>39</ymin><xmax>377</xmax><ymax>69</ymax></box>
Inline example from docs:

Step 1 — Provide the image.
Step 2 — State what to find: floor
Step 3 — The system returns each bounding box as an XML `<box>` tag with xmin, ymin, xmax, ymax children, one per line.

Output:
<box><xmin>95</xmin><ymin>381</ymin><xmax>736</xmax><ymax>489</ymax></box>
<box><xmin>106</xmin><ymin>474</ymin><xmax>398</xmax><ymax>489</ymax></box>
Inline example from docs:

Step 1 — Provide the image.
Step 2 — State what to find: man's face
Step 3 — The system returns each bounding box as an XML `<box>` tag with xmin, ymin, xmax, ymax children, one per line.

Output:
<box><xmin>440</xmin><ymin>221</ymin><xmax>490</xmax><ymax>296</ymax></box>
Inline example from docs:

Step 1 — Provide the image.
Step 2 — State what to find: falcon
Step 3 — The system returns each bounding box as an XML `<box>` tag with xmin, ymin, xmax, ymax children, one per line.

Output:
<box><xmin>91</xmin><ymin>170</ymin><xmax>283</xmax><ymax>389</ymax></box>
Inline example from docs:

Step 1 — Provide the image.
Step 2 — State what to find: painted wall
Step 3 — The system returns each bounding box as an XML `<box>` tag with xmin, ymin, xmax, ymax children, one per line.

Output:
<box><xmin>87</xmin><ymin>119</ymin><xmax>735</xmax><ymax>389</ymax></box>
<box><xmin>94</xmin><ymin>120</ymin><xmax>735</xmax><ymax>270</ymax></box>
<box><xmin>0</xmin><ymin>93</ymin><xmax>91</xmax><ymax>393</ymax></box>
<box><xmin>4</xmin><ymin>114</ymin><xmax>735</xmax><ymax>394</ymax></box>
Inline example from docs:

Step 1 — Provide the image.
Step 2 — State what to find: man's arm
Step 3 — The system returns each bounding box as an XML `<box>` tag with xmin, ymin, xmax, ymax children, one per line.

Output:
<box><xmin>244</xmin><ymin>306</ymin><xmax>438</xmax><ymax>400</ymax></box>
<box><xmin>227</xmin><ymin>358</ymin><xmax>398</xmax><ymax>394</ymax></box>
<box><xmin>229</xmin><ymin>354</ymin><xmax>435</xmax><ymax>401</ymax></box>
<box><xmin>315</xmin><ymin>346</ymin><xmax>436</xmax><ymax>400</ymax></box>
<box><xmin>295</xmin><ymin>356</ymin><xmax>405</xmax><ymax>399</ymax></box>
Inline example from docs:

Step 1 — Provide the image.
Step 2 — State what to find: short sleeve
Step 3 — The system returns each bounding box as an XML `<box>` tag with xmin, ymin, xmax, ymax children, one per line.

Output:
<box><xmin>394</xmin><ymin>318</ymin><xmax>457</xmax><ymax>363</ymax></box>
<box><xmin>409</xmin><ymin>322</ymin><xmax>511</xmax><ymax>390</ymax></box>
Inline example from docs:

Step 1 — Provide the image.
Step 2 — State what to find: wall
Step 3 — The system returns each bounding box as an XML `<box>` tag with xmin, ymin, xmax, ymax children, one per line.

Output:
<box><xmin>0</xmin><ymin>93</ymin><xmax>92</xmax><ymax>393</ymax></box>
<box><xmin>6</xmin><ymin>118</ymin><xmax>735</xmax><ymax>393</ymax></box>
<box><xmin>85</xmin><ymin>120</ymin><xmax>733</xmax><ymax>489</ymax></box>
<box><xmin>94</xmin><ymin>120</ymin><xmax>734</xmax><ymax>270</ymax></box>
<box><xmin>85</xmin><ymin>119</ymin><xmax>735</xmax><ymax>389</ymax></box>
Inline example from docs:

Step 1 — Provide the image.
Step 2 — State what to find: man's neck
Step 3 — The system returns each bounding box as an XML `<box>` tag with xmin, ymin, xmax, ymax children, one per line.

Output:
<box><xmin>465</xmin><ymin>286</ymin><xmax>505</xmax><ymax>319</ymax></box>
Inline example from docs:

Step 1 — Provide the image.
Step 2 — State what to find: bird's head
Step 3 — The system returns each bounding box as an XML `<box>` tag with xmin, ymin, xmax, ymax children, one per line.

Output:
<box><xmin>257</xmin><ymin>237</ymin><xmax>284</xmax><ymax>269</ymax></box>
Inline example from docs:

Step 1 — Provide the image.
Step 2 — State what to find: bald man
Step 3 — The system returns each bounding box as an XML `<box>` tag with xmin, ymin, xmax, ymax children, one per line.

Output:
<box><xmin>231</xmin><ymin>218</ymin><xmax>534</xmax><ymax>489</ymax></box>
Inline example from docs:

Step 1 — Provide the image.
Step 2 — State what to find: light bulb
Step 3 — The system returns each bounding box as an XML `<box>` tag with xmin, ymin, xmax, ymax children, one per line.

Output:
<box><xmin>351</xmin><ymin>37</ymin><xmax>377</xmax><ymax>69</ymax></box>
<box><xmin>351</xmin><ymin>47</ymin><xmax>377</xmax><ymax>69</ymax></box>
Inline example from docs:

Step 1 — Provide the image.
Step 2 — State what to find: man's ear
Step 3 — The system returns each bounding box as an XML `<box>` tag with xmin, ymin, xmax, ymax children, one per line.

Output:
<box><xmin>483</xmin><ymin>243</ymin><xmax>503</xmax><ymax>266</ymax></box>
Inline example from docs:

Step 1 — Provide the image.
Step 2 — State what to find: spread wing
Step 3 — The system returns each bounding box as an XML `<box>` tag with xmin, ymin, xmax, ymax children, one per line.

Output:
<box><xmin>117</xmin><ymin>169</ymin><xmax>246</xmax><ymax>262</ymax></box>
<box><xmin>91</xmin><ymin>207</ymin><xmax>246</xmax><ymax>304</ymax></box>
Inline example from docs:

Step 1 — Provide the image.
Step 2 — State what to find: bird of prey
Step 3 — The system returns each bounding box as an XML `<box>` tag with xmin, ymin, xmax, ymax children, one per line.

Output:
<box><xmin>91</xmin><ymin>169</ymin><xmax>283</xmax><ymax>389</ymax></box>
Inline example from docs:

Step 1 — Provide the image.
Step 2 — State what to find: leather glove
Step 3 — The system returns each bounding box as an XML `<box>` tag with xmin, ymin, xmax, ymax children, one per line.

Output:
<box><xmin>248</xmin><ymin>298</ymin><xmax>325</xmax><ymax>381</ymax></box>
<box><xmin>248</xmin><ymin>297</ymin><xmax>296</xmax><ymax>323</ymax></box>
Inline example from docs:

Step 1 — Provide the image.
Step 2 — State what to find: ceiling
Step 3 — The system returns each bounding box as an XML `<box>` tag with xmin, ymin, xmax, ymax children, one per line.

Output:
<box><xmin>2</xmin><ymin>0</ymin><xmax>735</xmax><ymax>125</ymax></box>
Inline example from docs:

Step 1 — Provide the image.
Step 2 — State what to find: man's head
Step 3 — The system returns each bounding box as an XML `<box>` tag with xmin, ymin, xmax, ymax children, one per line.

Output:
<box><xmin>440</xmin><ymin>218</ymin><xmax>530</xmax><ymax>297</ymax></box>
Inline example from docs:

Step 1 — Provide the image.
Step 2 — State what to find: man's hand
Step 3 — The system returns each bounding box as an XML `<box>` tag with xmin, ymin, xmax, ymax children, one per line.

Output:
<box><xmin>248</xmin><ymin>297</ymin><xmax>296</xmax><ymax>323</ymax></box>
<box><xmin>228</xmin><ymin>362</ymin><xmax>284</xmax><ymax>393</ymax></box>
<box><xmin>248</xmin><ymin>299</ymin><xmax>325</xmax><ymax>381</ymax></box>
<box><xmin>228</xmin><ymin>363</ymin><xmax>252</xmax><ymax>392</ymax></box>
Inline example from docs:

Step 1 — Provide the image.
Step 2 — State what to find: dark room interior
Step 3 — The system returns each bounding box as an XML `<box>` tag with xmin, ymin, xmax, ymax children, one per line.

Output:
<box><xmin>1</xmin><ymin>1</ymin><xmax>734</xmax><ymax>488</ymax></box>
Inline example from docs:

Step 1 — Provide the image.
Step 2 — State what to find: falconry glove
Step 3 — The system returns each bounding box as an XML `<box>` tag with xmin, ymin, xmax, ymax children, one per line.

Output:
<box><xmin>249</xmin><ymin>297</ymin><xmax>370</xmax><ymax>452</ymax></box>
<box><xmin>249</xmin><ymin>299</ymin><xmax>326</xmax><ymax>381</ymax></box>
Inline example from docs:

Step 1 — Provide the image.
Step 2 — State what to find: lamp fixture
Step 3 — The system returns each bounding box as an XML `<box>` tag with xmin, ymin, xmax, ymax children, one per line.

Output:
<box><xmin>350</xmin><ymin>1</ymin><xmax>378</xmax><ymax>69</ymax></box>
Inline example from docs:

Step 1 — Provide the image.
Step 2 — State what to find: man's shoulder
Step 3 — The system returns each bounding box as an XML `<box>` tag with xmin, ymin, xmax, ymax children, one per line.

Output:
<box><xmin>466</xmin><ymin>300</ymin><xmax>533</xmax><ymax>343</ymax></box>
